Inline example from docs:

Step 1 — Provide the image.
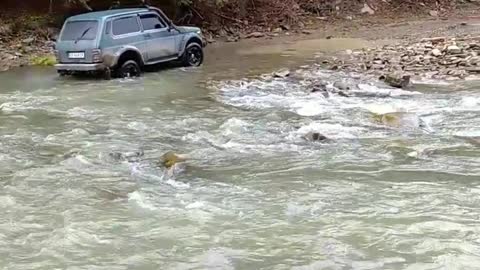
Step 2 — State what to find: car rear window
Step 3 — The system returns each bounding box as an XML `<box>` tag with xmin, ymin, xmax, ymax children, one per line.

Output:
<box><xmin>61</xmin><ymin>20</ymin><xmax>98</xmax><ymax>41</ymax></box>
<box><xmin>112</xmin><ymin>16</ymin><xmax>140</xmax><ymax>35</ymax></box>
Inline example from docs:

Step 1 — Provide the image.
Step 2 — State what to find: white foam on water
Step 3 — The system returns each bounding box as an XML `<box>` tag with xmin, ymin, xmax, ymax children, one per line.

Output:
<box><xmin>128</xmin><ymin>191</ymin><xmax>157</xmax><ymax>211</ymax></box>
<box><xmin>44</xmin><ymin>129</ymin><xmax>90</xmax><ymax>143</ymax></box>
<box><xmin>200</xmin><ymin>249</ymin><xmax>234</xmax><ymax>270</ymax></box>
<box><xmin>141</xmin><ymin>107</ymin><xmax>153</xmax><ymax>112</ymax></box>
<box><xmin>356</xmin><ymin>83</ymin><xmax>422</xmax><ymax>97</ymax></box>
<box><xmin>67</xmin><ymin>107</ymin><xmax>100</xmax><ymax>120</ymax></box>
<box><xmin>185</xmin><ymin>201</ymin><xmax>206</xmax><ymax>209</ymax></box>
<box><xmin>412</xmin><ymin>78</ymin><xmax>452</xmax><ymax>85</ymax></box>
<box><xmin>165</xmin><ymin>178</ymin><xmax>191</xmax><ymax>189</ymax></box>
<box><xmin>454</xmin><ymin>130</ymin><xmax>480</xmax><ymax>137</ymax></box>
<box><xmin>361</xmin><ymin>103</ymin><xmax>403</xmax><ymax>114</ymax></box>
<box><xmin>127</xmin><ymin>121</ymin><xmax>149</xmax><ymax>131</ymax></box>
<box><xmin>459</xmin><ymin>96</ymin><xmax>479</xmax><ymax>108</ymax></box>
<box><xmin>5</xmin><ymin>114</ymin><xmax>28</xmax><ymax>120</ymax></box>
<box><xmin>295</xmin><ymin>122</ymin><xmax>367</xmax><ymax>139</ymax></box>
<box><xmin>0</xmin><ymin>195</ymin><xmax>16</xmax><ymax>208</ymax></box>
<box><xmin>0</xmin><ymin>93</ymin><xmax>58</xmax><ymax>113</ymax></box>
<box><xmin>294</xmin><ymin>100</ymin><xmax>329</xmax><ymax>116</ymax></box>
<box><xmin>219</xmin><ymin>118</ymin><xmax>251</xmax><ymax>137</ymax></box>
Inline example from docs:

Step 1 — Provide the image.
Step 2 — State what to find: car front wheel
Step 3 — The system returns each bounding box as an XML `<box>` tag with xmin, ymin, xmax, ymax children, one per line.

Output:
<box><xmin>182</xmin><ymin>42</ymin><xmax>204</xmax><ymax>67</ymax></box>
<box><xmin>115</xmin><ymin>60</ymin><xmax>141</xmax><ymax>78</ymax></box>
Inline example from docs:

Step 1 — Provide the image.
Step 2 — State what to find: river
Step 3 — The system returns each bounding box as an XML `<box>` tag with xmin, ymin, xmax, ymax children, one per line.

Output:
<box><xmin>1</xmin><ymin>38</ymin><xmax>480</xmax><ymax>270</ymax></box>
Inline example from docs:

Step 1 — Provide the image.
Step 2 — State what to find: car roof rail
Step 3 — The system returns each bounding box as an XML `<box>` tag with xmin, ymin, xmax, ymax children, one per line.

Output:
<box><xmin>108</xmin><ymin>4</ymin><xmax>175</xmax><ymax>26</ymax></box>
<box><xmin>109</xmin><ymin>4</ymin><xmax>149</xmax><ymax>9</ymax></box>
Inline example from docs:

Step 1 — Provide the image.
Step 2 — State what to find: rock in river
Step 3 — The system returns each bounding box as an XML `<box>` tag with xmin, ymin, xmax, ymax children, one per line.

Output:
<box><xmin>372</xmin><ymin>112</ymin><xmax>427</xmax><ymax>131</ymax></box>
<box><xmin>159</xmin><ymin>151</ymin><xmax>187</xmax><ymax>168</ymax></box>
<box><xmin>333</xmin><ymin>81</ymin><xmax>351</xmax><ymax>91</ymax></box>
<box><xmin>303</xmin><ymin>132</ymin><xmax>328</xmax><ymax>142</ymax></box>
<box><xmin>380</xmin><ymin>73</ymin><xmax>411</xmax><ymax>89</ymax></box>
<box><xmin>273</xmin><ymin>68</ymin><xmax>290</xmax><ymax>78</ymax></box>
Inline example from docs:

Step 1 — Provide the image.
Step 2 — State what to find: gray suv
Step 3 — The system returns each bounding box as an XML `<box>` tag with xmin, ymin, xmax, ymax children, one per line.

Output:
<box><xmin>54</xmin><ymin>6</ymin><xmax>206</xmax><ymax>78</ymax></box>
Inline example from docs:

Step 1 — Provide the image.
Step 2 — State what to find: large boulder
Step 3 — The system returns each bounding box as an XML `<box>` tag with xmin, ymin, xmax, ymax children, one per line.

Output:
<box><xmin>380</xmin><ymin>73</ymin><xmax>411</xmax><ymax>89</ymax></box>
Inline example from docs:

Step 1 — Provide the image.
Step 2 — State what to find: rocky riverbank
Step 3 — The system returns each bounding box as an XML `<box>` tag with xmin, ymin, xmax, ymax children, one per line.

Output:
<box><xmin>329</xmin><ymin>34</ymin><xmax>480</xmax><ymax>81</ymax></box>
<box><xmin>0</xmin><ymin>17</ymin><xmax>57</xmax><ymax>72</ymax></box>
<box><xmin>0</xmin><ymin>39</ymin><xmax>56</xmax><ymax>72</ymax></box>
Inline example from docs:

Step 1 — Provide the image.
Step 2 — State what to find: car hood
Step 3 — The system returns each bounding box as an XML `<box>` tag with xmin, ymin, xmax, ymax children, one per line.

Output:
<box><xmin>177</xmin><ymin>26</ymin><xmax>201</xmax><ymax>33</ymax></box>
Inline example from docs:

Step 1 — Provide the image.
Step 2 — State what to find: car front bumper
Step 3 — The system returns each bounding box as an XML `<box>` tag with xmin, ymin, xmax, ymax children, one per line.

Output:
<box><xmin>55</xmin><ymin>63</ymin><xmax>106</xmax><ymax>71</ymax></box>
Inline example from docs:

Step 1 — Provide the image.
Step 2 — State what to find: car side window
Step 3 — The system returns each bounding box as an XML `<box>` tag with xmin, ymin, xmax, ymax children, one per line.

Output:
<box><xmin>140</xmin><ymin>14</ymin><xmax>166</xmax><ymax>31</ymax></box>
<box><xmin>112</xmin><ymin>16</ymin><xmax>140</xmax><ymax>36</ymax></box>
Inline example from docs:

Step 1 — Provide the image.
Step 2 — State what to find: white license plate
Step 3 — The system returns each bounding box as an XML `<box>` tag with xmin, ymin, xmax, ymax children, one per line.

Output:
<box><xmin>68</xmin><ymin>52</ymin><xmax>85</xmax><ymax>59</ymax></box>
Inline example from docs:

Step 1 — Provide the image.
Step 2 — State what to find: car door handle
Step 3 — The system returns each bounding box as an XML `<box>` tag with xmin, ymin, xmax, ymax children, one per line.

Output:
<box><xmin>144</xmin><ymin>33</ymin><xmax>151</xmax><ymax>38</ymax></box>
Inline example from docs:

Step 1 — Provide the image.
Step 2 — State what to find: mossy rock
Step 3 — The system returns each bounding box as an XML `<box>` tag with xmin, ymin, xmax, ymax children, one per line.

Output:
<box><xmin>372</xmin><ymin>112</ymin><xmax>421</xmax><ymax>129</ymax></box>
<box><xmin>159</xmin><ymin>151</ymin><xmax>186</xmax><ymax>168</ymax></box>
<box><xmin>31</xmin><ymin>55</ymin><xmax>56</xmax><ymax>66</ymax></box>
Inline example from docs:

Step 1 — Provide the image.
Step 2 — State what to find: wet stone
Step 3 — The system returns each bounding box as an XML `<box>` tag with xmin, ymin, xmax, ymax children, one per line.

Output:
<box><xmin>381</xmin><ymin>72</ymin><xmax>411</xmax><ymax>89</ymax></box>
<box><xmin>333</xmin><ymin>81</ymin><xmax>351</xmax><ymax>90</ymax></box>
<box><xmin>159</xmin><ymin>151</ymin><xmax>186</xmax><ymax>168</ymax></box>
<box><xmin>304</xmin><ymin>132</ymin><xmax>328</xmax><ymax>142</ymax></box>
<box><xmin>273</xmin><ymin>69</ymin><xmax>291</xmax><ymax>78</ymax></box>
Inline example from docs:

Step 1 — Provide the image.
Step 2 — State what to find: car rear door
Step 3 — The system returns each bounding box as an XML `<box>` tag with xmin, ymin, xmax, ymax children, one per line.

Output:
<box><xmin>57</xmin><ymin>20</ymin><xmax>101</xmax><ymax>63</ymax></box>
<box><xmin>139</xmin><ymin>12</ymin><xmax>177</xmax><ymax>62</ymax></box>
<box><xmin>109</xmin><ymin>14</ymin><xmax>146</xmax><ymax>60</ymax></box>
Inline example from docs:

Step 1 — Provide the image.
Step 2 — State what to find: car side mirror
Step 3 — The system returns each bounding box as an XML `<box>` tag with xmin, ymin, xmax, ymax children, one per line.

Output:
<box><xmin>154</xmin><ymin>24</ymin><xmax>162</xmax><ymax>29</ymax></box>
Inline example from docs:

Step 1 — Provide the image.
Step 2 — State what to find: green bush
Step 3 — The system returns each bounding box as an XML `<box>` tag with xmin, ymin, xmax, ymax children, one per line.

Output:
<box><xmin>31</xmin><ymin>55</ymin><xmax>56</xmax><ymax>66</ymax></box>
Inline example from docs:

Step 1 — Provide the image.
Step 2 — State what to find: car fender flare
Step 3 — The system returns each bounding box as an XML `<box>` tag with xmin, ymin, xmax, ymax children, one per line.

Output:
<box><xmin>104</xmin><ymin>46</ymin><xmax>145</xmax><ymax>67</ymax></box>
<box><xmin>178</xmin><ymin>34</ymin><xmax>204</xmax><ymax>57</ymax></box>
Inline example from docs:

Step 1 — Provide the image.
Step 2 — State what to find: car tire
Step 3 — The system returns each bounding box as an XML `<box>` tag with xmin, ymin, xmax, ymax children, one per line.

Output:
<box><xmin>103</xmin><ymin>68</ymin><xmax>112</xmax><ymax>80</ymax></box>
<box><xmin>115</xmin><ymin>59</ymin><xmax>141</xmax><ymax>78</ymax></box>
<box><xmin>58</xmin><ymin>70</ymin><xmax>68</xmax><ymax>76</ymax></box>
<box><xmin>181</xmin><ymin>42</ymin><xmax>204</xmax><ymax>67</ymax></box>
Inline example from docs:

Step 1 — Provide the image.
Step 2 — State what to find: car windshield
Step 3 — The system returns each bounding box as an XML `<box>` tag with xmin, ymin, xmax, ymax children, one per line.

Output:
<box><xmin>60</xmin><ymin>20</ymin><xmax>98</xmax><ymax>41</ymax></box>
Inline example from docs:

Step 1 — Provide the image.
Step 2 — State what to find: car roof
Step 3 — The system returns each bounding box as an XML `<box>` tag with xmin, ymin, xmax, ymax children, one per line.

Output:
<box><xmin>68</xmin><ymin>8</ymin><xmax>149</xmax><ymax>21</ymax></box>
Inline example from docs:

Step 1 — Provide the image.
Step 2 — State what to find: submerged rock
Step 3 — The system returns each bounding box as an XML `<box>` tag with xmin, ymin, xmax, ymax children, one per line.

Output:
<box><xmin>310</xmin><ymin>81</ymin><xmax>329</xmax><ymax>97</ymax></box>
<box><xmin>108</xmin><ymin>150</ymin><xmax>144</xmax><ymax>163</ymax></box>
<box><xmin>372</xmin><ymin>112</ymin><xmax>427</xmax><ymax>130</ymax></box>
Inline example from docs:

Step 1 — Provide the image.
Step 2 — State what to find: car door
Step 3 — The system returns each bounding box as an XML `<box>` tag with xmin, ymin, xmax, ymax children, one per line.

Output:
<box><xmin>110</xmin><ymin>15</ymin><xmax>147</xmax><ymax>60</ymax></box>
<box><xmin>139</xmin><ymin>12</ymin><xmax>177</xmax><ymax>62</ymax></box>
